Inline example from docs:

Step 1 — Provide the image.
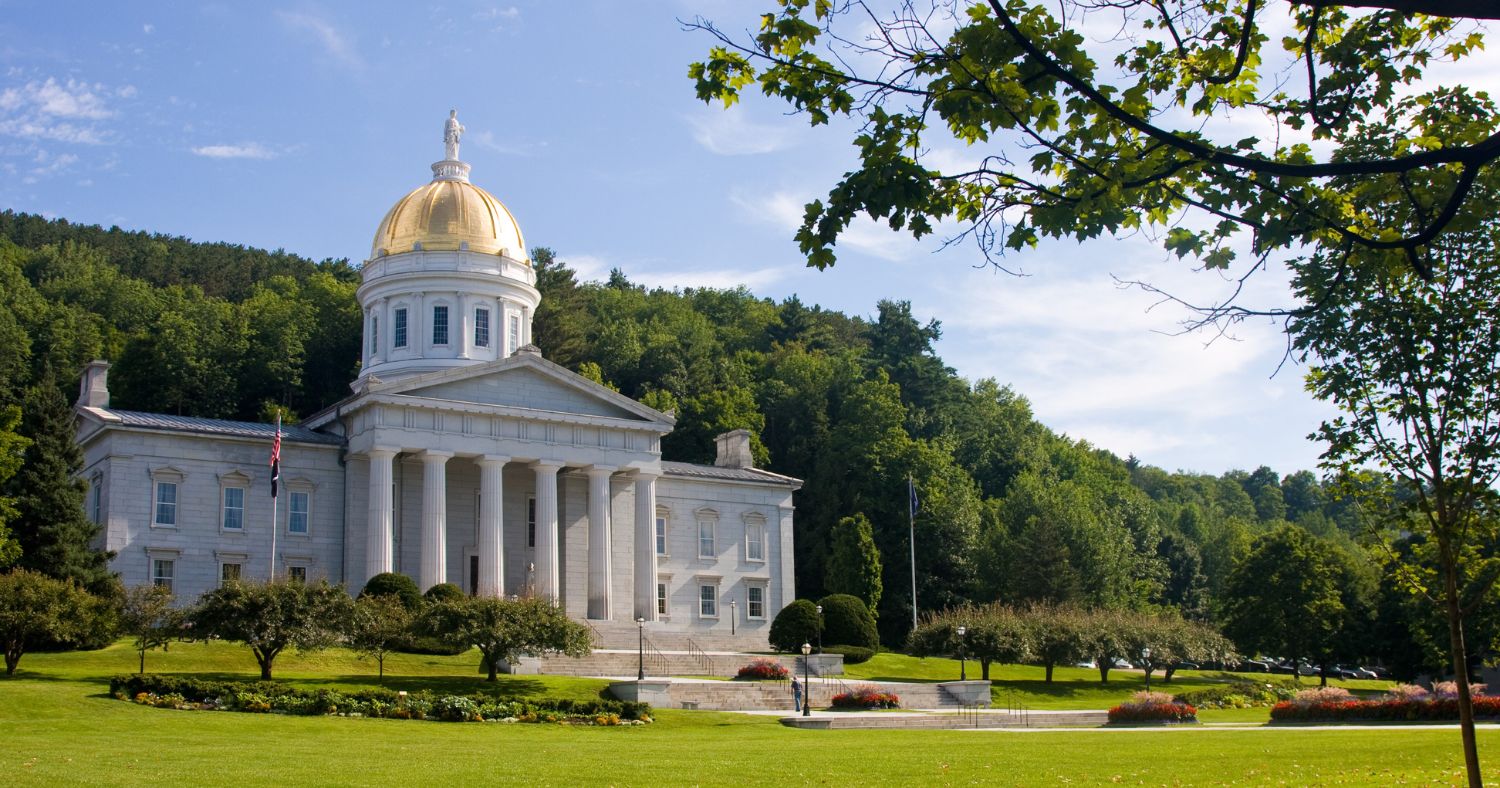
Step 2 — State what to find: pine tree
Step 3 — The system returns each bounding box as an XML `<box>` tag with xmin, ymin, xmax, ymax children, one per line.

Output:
<box><xmin>824</xmin><ymin>513</ymin><xmax>882</xmax><ymax>617</ymax></box>
<box><xmin>8</xmin><ymin>367</ymin><xmax>112</xmax><ymax>591</ymax></box>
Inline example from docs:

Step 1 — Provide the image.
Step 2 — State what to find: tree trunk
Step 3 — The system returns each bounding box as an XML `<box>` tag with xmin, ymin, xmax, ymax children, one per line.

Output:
<box><xmin>378</xmin><ymin>655</ymin><xmax>385</xmax><ymax>679</ymax></box>
<box><xmin>485</xmin><ymin>654</ymin><xmax>498</xmax><ymax>682</ymax></box>
<box><xmin>139</xmin><ymin>649</ymin><xmax>146</xmax><ymax>675</ymax></box>
<box><xmin>254</xmin><ymin>648</ymin><xmax>274</xmax><ymax>681</ymax></box>
<box><xmin>1445</xmin><ymin>556</ymin><xmax>1483</xmax><ymax>788</ymax></box>
<box><xmin>5</xmin><ymin>646</ymin><xmax>18</xmax><ymax>675</ymax></box>
<box><xmin>1044</xmin><ymin>662</ymin><xmax>1054</xmax><ymax>683</ymax></box>
<box><xmin>1164</xmin><ymin>666</ymin><xmax>1176</xmax><ymax>684</ymax></box>
<box><xmin>981</xmin><ymin>659</ymin><xmax>991</xmax><ymax>681</ymax></box>
<box><xmin>1098</xmin><ymin>663</ymin><xmax>1111</xmax><ymax>684</ymax></box>
<box><xmin>1319</xmin><ymin>664</ymin><xmax>1328</xmax><ymax>688</ymax></box>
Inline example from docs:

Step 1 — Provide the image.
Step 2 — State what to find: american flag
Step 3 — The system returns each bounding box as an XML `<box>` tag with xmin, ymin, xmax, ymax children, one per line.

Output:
<box><xmin>270</xmin><ymin>414</ymin><xmax>282</xmax><ymax>499</ymax></box>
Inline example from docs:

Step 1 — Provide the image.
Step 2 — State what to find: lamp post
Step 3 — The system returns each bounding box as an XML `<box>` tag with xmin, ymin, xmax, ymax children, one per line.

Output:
<box><xmin>815</xmin><ymin>604</ymin><xmax>823</xmax><ymax>654</ymax></box>
<box><xmin>957</xmin><ymin>625</ymin><xmax>968</xmax><ymax>681</ymax></box>
<box><xmin>730</xmin><ymin>598</ymin><xmax>737</xmax><ymax>636</ymax></box>
<box><xmin>801</xmin><ymin>642</ymin><xmax>812</xmax><ymax>717</ymax></box>
<box><xmin>636</xmin><ymin>616</ymin><xmax>646</xmax><ymax>681</ymax></box>
<box><xmin>1142</xmin><ymin>646</ymin><xmax>1152</xmax><ymax>692</ymax></box>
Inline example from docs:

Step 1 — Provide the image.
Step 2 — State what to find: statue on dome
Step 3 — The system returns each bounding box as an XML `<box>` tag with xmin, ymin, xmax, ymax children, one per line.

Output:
<box><xmin>443</xmin><ymin>109</ymin><xmax>465</xmax><ymax>161</ymax></box>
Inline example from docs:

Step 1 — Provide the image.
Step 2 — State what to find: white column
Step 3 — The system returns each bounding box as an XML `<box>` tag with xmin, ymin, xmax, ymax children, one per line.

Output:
<box><xmin>477</xmin><ymin>455</ymin><xmax>508</xmax><ymax>597</ymax></box>
<box><xmin>381</xmin><ymin>298</ymin><xmax>392</xmax><ymax>359</ymax></box>
<box><xmin>419</xmin><ymin>450</ymin><xmax>453</xmax><ymax>591</ymax></box>
<box><xmin>414</xmin><ymin>292</ymin><xmax>426</xmax><ymax>351</ymax></box>
<box><xmin>586</xmin><ymin>465</ymin><xmax>617</xmax><ymax>620</ymax></box>
<box><xmin>365</xmin><ymin>448</ymin><xmax>397</xmax><ymax>582</ymax></box>
<box><xmin>633</xmin><ymin>473</ymin><xmax>659</xmax><ymax>621</ymax></box>
<box><xmin>532</xmin><ymin>461</ymin><xmax>562</xmax><ymax>602</ymax></box>
<box><xmin>456</xmin><ymin>293</ymin><xmax>469</xmax><ymax>359</ymax></box>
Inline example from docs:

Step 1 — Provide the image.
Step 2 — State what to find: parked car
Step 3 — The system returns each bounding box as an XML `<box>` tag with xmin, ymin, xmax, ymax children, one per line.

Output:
<box><xmin>1354</xmin><ymin>667</ymin><xmax>1380</xmax><ymax>680</ymax></box>
<box><xmin>1237</xmin><ymin>659</ymin><xmax>1271</xmax><ymax>673</ymax></box>
<box><xmin>1171</xmin><ymin>661</ymin><xmax>1200</xmax><ymax>671</ymax></box>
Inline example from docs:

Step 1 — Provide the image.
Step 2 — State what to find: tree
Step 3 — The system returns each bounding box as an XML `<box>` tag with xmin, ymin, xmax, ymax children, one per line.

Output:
<box><xmin>360</xmin><ymin>572</ymin><xmax>422</xmax><ymax>611</ymax></box>
<box><xmin>825</xmin><ymin>513</ymin><xmax>883</xmax><ymax>614</ymax></box>
<box><xmin>189</xmin><ymin>579</ymin><xmax>354</xmax><ymax>680</ymax></box>
<box><xmin>1293</xmin><ymin>219</ymin><xmax>1500</xmax><ymax>784</ymax></box>
<box><xmin>817</xmin><ymin>593</ymin><xmax>880</xmax><ymax>650</ymax></box>
<box><xmin>769</xmin><ymin>598</ymin><xmax>822</xmax><ymax>652</ymax></box>
<box><xmin>1021</xmin><ymin>603</ymin><xmax>1087</xmax><ymax>683</ymax></box>
<box><xmin>1220</xmin><ymin>525</ymin><xmax>1344</xmax><ymax>682</ymax></box>
<box><xmin>350</xmin><ymin>593</ymin><xmax>414</xmax><ymax>680</ymax></box>
<box><xmin>909</xmin><ymin>603</ymin><xmax>1031</xmax><ymax>680</ymax></box>
<box><xmin>7</xmin><ymin>368</ymin><xmax>112</xmax><ymax>592</ymax></box>
<box><xmin>419</xmin><ymin>595</ymin><xmax>590</xmax><ymax>681</ymax></box>
<box><xmin>119</xmin><ymin>584</ymin><xmax>182</xmax><ymax>674</ymax></box>
<box><xmin>689</xmin><ymin>2</ymin><xmax>1500</xmax><ymax>293</ymax></box>
<box><xmin>0</xmin><ymin>406</ymin><xmax>26</xmax><ymax>569</ymax></box>
<box><xmin>0</xmin><ymin>569</ymin><xmax>98</xmax><ymax>675</ymax></box>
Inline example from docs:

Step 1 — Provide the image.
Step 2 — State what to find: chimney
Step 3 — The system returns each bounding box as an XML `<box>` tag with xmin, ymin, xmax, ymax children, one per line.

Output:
<box><xmin>78</xmin><ymin>360</ymin><xmax>111</xmax><ymax>409</ymax></box>
<box><xmin>713</xmin><ymin>429</ymin><xmax>754</xmax><ymax>469</ymax></box>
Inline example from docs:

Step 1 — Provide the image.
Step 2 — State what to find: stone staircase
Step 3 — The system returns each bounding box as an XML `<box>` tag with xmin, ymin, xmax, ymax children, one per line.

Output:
<box><xmin>782</xmin><ymin>709</ymin><xmax>1109</xmax><ymax>730</ymax></box>
<box><xmin>663</xmin><ymin>680</ymin><xmax>799</xmax><ymax>711</ymax></box>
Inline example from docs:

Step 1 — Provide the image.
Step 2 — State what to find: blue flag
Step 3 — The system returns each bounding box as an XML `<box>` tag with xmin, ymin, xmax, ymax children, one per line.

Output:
<box><xmin>908</xmin><ymin>476</ymin><xmax>919</xmax><ymax>520</ymax></box>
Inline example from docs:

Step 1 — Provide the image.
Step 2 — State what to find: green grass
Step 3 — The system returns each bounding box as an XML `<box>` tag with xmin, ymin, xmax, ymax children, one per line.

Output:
<box><xmin>847</xmin><ymin>652</ymin><xmax>1394</xmax><ymax>711</ymax></box>
<box><xmin>5</xmin><ymin>642</ymin><xmax>1498</xmax><ymax>785</ymax></box>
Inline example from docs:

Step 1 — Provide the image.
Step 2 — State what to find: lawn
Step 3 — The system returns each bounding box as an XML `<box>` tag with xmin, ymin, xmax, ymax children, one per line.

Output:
<box><xmin>5</xmin><ymin>642</ymin><xmax>1497</xmax><ymax>785</ymax></box>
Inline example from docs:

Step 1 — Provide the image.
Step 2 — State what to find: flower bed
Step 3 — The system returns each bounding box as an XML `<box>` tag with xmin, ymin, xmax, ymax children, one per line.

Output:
<box><xmin>1271</xmin><ymin>695</ymin><xmax>1500</xmax><ymax>723</ymax></box>
<box><xmin>735</xmin><ymin>658</ymin><xmax>790</xmax><ymax>680</ymax></box>
<box><xmin>109</xmin><ymin>675</ymin><xmax>651</xmax><ymax>725</ymax></box>
<box><xmin>1174</xmin><ymin>679</ymin><xmax>1298</xmax><ymax>710</ymax></box>
<box><xmin>831</xmin><ymin>684</ymin><xmax>900</xmax><ymax>709</ymax></box>
<box><xmin>1108</xmin><ymin>691</ymin><xmax>1197</xmax><ymax>724</ymax></box>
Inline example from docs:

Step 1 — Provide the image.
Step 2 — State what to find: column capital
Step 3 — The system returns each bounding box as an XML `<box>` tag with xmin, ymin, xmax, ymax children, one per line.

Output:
<box><xmin>530</xmin><ymin>460</ymin><xmax>565</xmax><ymax>472</ymax></box>
<box><xmin>477</xmin><ymin>454</ymin><xmax>511</xmax><ymax>468</ymax></box>
<box><xmin>631</xmin><ymin>469</ymin><xmax>661</xmax><ymax>482</ymax></box>
<box><xmin>421</xmin><ymin>450</ymin><xmax>455</xmax><ymax>461</ymax></box>
<box><xmin>367</xmin><ymin>446</ymin><xmax>400</xmax><ymax>459</ymax></box>
<box><xmin>586</xmin><ymin>464</ymin><xmax>619</xmax><ymax>478</ymax></box>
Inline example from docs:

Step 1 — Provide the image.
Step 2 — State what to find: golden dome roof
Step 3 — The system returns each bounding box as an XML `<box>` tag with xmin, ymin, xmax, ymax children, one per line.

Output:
<box><xmin>371</xmin><ymin>177</ymin><xmax>526</xmax><ymax>261</ymax></box>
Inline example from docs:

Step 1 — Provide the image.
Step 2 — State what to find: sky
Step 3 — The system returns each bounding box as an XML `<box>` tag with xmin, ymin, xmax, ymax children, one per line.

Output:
<box><xmin>3</xmin><ymin>1</ymin><xmax>1482</xmax><ymax>478</ymax></box>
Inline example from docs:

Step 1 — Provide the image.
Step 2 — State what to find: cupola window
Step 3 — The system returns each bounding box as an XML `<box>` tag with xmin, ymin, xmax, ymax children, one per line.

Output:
<box><xmin>394</xmin><ymin>309</ymin><xmax>408</xmax><ymax>348</ymax></box>
<box><xmin>432</xmin><ymin>305</ymin><xmax>449</xmax><ymax>346</ymax></box>
<box><xmin>475</xmin><ymin>307</ymin><xmax>490</xmax><ymax>348</ymax></box>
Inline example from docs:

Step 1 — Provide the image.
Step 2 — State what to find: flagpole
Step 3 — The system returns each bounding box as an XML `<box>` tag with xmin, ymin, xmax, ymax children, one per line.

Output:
<box><xmin>908</xmin><ymin>474</ymin><xmax>917</xmax><ymax>632</ymax></box>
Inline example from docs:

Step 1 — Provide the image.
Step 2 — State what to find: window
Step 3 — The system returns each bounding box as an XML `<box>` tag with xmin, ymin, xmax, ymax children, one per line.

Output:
<box><xmin>222</xmin><ymin>486</ymin><xmax>245</xmax><ymax>531</ymax></box>
<box><xmin>508</xmin><ymin>313</ymin><xmax>520</xmax><ymax>354</ymax></box>
<box><xmin>655</xmin><ymin>515</ymin><xmax>667</xmax><ymax>556</ymax></box>
<box><xmin>698</xmin><ymin>583</ymin><xmax>718</xmax><ymax>618</ymax></box>
<box><xmin>746</xmin><ymin>520</ymin><xmax>765</xmax><ymax>562</ymax></box>
<box><xmin>152</xmin><ymin>559</ymin><xmax>174</xmax><ymax>590</ymax></box>
<box><xmin>90</xmin><ymin>477</ymin><xmax>102</xmax><ymax>523</ymax></box>
<box><xmin>370</xmin><ymin>315</ymin><xmax>378</xmax><ymax>355</ymax></box>
<box><xmin>657</xmin><ymin>582</ymin><xmax>669</xmax><ymax>617</ymax></box>
<box><xmin>287</xmin><ymin>566</ymin><xmax>307</xmax><ymax>584</ymax></box>
<box><xmin>527</xmin><ymin>496</ymin><xmax>536</xmax><ymax>548</ymax></box>
<box><xmin>697</xmin><ymin>518</ymin><xmax>715</xmax><ymax>559</ymax></box>
<box><xmin>432</xmin><ymin>305</ymin><xmax>449</xmax><ymax>345</ymax></box>
<box><xmin>221</xmin><ymin>562</ymin><xmax>241</xmax><ymax>584</ymax></box>
<box><xmin>475</xmin><ymin>307</ymin><xmax>490</xmax><ymax>347</ymax></box>
<box><xmin>154</xmin><ymin>481</ymin><xmax>178</xmax><ymax>527</ymax></box>
<box><xmin>394</xmin><ymin>308</ymin><xmax>408</xmax><ymax>348</ymax></box>
<box><xmin>288</xmin><ymin>491</ymin><xmax>310</xmax><ymax>535</ymax></box>
<box><xmin>747</xmin><ymin>585</ymin><xmax>766</xmax><ymax>619</ymax></box>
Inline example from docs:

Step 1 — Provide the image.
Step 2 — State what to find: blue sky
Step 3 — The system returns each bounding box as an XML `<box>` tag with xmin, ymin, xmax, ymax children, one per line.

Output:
<box><xmin>0</xmin><ymin>0</ymin><xmax>1386</xmax><ymax>477</ymax></box>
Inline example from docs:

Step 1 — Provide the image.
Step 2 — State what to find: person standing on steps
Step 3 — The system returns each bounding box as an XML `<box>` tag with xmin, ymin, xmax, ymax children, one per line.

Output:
<box><xmin>792</xmin><ymin>676</ymin><xmax>803</xmax><ymax>712</ymax></box>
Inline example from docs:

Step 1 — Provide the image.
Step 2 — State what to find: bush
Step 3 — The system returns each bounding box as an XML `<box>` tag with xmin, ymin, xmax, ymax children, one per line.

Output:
<box><xmin>360</xmin><ymin>573</ymin><xmax>422</xmax><ymax>610</ymax></box>
<box><xmin>769</xmin><ymin>599</ymin><xmax>821</xmax><ymax>653</ymax></box>
<box><xmin>831</xmin><ymin>684</ymin><xmax>900</xmax><ymax>709</ymax></box>
<box><xmin>824</xmin><ymin>645</ymin><xmax>875</xmax><ymax>664</ymax></box>
<box><xmin>736</xmin><ymin>658</ymin><xmax>790</xmax><ymax>680</ymax></box>
<box><xmin>1433</xmin><ymin>681</ymin><xmax>1487</xmax><ymax>699</ymax></box>
<box><xmin>1292</xmin><ymin>686</ymin><xmax>1353</xmax><ymax>706</ymax></box>
<box><xmin>1108</xmin><ymin>701</ymin><xmax>1198</xmax><ymax>723</ymax></box>
<box><xmin>108</xmin><ymin>674</ymin><xmax>651</xmax><ymax>723</ymax></box>
<box><xmin>422</xmin><ymin>583</ymin><xmax>465</xmax><ymax>603</ymax></box>
<box><xmin>1173</xmin><ymin>678</ymin><xmax>1295</xmax><ymax>709</ymax></box>
<box><xmin>817</xmin><ymin>594</ymin><xmax>878</xmax><ymax>651</ymax></box>
<box><xmin>1384</xmin><ymin>683</ymin><xmax>1430</xmax><ymax>702</ymax></box>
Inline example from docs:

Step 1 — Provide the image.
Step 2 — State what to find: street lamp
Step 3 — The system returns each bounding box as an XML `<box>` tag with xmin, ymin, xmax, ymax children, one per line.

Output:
<box><xmin>957</xmin><ymin>625</ymin><xmax>968</xmax><ymax>681</ymax></box>
<box><xmin>801</xmin><ymin>642</ymin><xmax>812</xmax><ymax>717</ymax></box>
<box><xmin>730</xmin><ymin>598</ymin><xmax>737</xmax><ymax>636</ymax></box>
<box><xmin>636</xmin><ymin>616</ymin><xmax>646</xmax><ymax>681</ymax></box>
<box><xmin>815</xmin><ymin>604</ymin><xmax>823</xmax><ymax>654</ymax></box>
<box><xmin>1142</xmin><ymin>646</ymin><xmax>1152</xmax><ymax>692</ymax></box>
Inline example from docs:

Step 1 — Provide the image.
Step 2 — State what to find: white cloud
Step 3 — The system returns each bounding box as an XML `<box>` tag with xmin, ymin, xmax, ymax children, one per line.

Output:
<box><xmin>142</xmin><ymin>23</ymin><xmax>154</xmax><ymax>34</ymax></box>
<box><xmin>561</xmin><ymin>253</ymin><xmax>613</xmax><ymax>283</ymax></box>
<box><xmin>633</xmin><ymin>265</ymin><xmax>790</xmax><ymax>291</ymax></box>
<box><xmin>277</xmin><ymin>11</ymin><xmax>362</xmax><ymax>69</ymax></box>
<box><xmin>191</xmin><ymin>142</ymin><xmax>277</xmax><ymax>159</ymax></box>
<box><xmin>0</xmin><ymin>78</ymin><xmax>123</xmax><ymax>144</ymax></box>
<box><xmin>469</xmin><ymin>129</ymin><xmax>544</xmax><ymax>156</ymax></box>
<box><xmin>686</xmin><ymin>108</ymin><xmax>797</xmax><ymax>155</ymax></box>
<box><xmin>474</xmin><ymin>6</ymin><xmax>520</xmax><ymax>21</ymax></box>
<box><xmin>741</xmin><ymin>188</ymin><xmax>929</xmax><ymax>262</ymax></box>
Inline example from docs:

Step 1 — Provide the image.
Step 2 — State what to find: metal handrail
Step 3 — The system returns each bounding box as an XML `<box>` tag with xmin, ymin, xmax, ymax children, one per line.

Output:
<box><xmin>640</xmin><ymin>633</ymin><xmax>669</xmax><ymax>677</ymax></box>
<box><xmin>685</xmin><ymin>637</ymin><xmax>716</xmax><ymax>676</ymax></box>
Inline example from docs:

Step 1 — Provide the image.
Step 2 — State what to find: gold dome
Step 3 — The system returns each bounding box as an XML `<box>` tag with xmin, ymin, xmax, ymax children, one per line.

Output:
<box><xmin>371</xmin><ymin>177</ymin><xmax>526</xmax><ymax>261</ymax></box>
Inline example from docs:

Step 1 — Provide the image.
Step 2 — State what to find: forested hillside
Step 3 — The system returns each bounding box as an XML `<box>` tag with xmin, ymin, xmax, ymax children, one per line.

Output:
<box><xmin>0</xmin><ymin>210</ymin><xmax>1469</xmax><ymax>673</ymax></box>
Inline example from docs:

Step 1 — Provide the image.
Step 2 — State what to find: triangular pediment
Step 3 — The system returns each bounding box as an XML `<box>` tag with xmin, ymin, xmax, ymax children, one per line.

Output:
<box><xmin>364</xmin><ymin>351</ymin><xmax>672</xmax><ymax>426</ymax></box>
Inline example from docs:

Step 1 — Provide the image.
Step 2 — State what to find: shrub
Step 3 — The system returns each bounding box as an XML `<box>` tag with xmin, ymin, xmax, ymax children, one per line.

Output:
<box><xmin>818</xmin><ymin>594</ymin><xmax>879</xmax><ymax>651</ymax></box>
<box><xmin>769</xmin><ymin>599</ymin><xmax>821</xmax><ymax>653</ymax></box>
<box><xmin>1433</xmin><ymin>681</ymin><xmax>1487</xmax><ymax>699</ymax></box>
<box><xmin>360</xmin><ymin>573</ymin><xmax>422</xmax><ymax>610</ymax></box>
<box><xmin>831</xmin><ymin>684</ymin><xmax>900</xmax><ymax>709</ymax></box>
<box><xmin>1292</xmin><ymin>686</ymin><xmax>1353</xmax><ymax>706</ymax></box>
<box><xmin>1384</xmin><ymin>683</ymin><xmax>1430</xmax><ymax>702</ymax></box>
<box><xmin>422</xmin><ymin>583</ymin><xmax>465</xmax><ymax>603</ymax></box>
<box><xmin>1108</xmin><ymin>702</ymin><xmax>1198</xmax><ymax>723</ymax></box>
<box><xmin>1270</xmin><ymin>695</ymin><xmax>1500</xmax><ymax>722</ymax></box>
<box><xmin>824</xmin><ymin>645</ymin><xmax>875</xmax><ymax>664</ymax></box>
<box><xmin>432</xmin><ymin>695</ymin><xmax>481</xmax><ymax>722</ymax></box>
<box><xmin>736</xmin><ymin>658</ymin><xmax>790</xmax><ymax>680</ymax></box>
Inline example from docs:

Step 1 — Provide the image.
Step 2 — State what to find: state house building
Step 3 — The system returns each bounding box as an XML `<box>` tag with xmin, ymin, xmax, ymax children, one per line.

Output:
<box><xmin>73</xmin><ymin>113</ymin><xmax>799</xmax><ymax>650</ymax></box>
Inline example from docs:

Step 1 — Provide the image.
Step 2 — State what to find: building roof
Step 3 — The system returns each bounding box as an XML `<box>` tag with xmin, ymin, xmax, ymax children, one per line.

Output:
<box><xmin>104</xmin><ymin>410</ymin><xmax>344</xmax><ymax>446</ymax></box>
<box><xmin>661</xmin><ymin>460</ymin><xmax>801</xmax><ymax>488</ymax></box>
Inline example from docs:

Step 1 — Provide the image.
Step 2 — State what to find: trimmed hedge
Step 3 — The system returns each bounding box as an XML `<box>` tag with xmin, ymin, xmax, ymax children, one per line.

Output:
<box><xmin>770</xmin><ymin>599</ymin><xmax>821</xmax><ymax>652</ymax></box>
<box><xmin>823</xmin><ymin>645</ymin><xmax>875</xmax><ymax>664</ymax></box>
<box><xmin>818</xmin><ymin>594</ymin><xmax>879</xmax><ymax>651</ymax></box>
<box><xmin>1270</xmin><ymin>696</ymin><xmax>1500</xmax><ymax>723</ymax></box>
<box><xmin>108</xmin><ymin>675</ymin><xmax>651</xmax><ymax>724</ymax></box>
<box><xmin>360</xmin><ymin>573</ymin><xmax>422</xmax><ymax>610</ymax></box>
